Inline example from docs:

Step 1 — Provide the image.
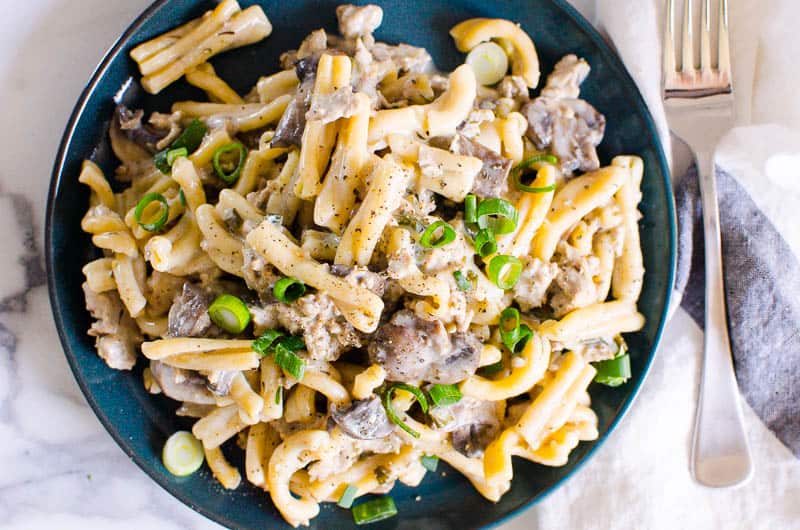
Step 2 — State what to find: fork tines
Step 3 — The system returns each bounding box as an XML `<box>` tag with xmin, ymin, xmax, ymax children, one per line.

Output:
<box><xmin>664</xmin><ymin>0</ymin><xmax>731</xmax><ymax>98</ymax></box>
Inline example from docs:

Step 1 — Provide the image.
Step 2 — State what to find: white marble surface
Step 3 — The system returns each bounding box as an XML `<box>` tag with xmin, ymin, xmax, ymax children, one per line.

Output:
<box><xmin>1</xmin><ymin>1</ymin><xmax>799</xmax><ymax>529</ymax></box>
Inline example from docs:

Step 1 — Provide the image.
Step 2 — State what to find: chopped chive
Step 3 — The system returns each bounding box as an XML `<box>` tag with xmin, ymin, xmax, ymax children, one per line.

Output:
<box><xmin>275</xmin><ymin>386</ymin><xmax>283</xmax><ymax>405</ymax></box>
<box><xmin>171</xmin><ymin>118</ymin><xmax>207</xmax><ymax>153</ymax></box>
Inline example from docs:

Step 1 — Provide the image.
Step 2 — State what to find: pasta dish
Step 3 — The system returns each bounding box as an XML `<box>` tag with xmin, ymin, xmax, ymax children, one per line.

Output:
<box><xmin>78</xmin><ymin>2</ymin><xmax>645</xmax><ymax>526</ymax></box>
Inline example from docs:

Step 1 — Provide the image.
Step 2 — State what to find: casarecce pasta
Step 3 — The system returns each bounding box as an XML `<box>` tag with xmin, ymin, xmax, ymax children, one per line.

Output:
<box><xmin>79</xmin><ymin>3</ymin><xmax>646</xmax><ymax>527</ymax></box>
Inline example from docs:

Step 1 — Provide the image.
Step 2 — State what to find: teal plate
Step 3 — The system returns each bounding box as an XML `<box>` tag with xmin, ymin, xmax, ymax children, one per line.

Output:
<box><xmin>46</xmin><ymin>1</ymin><xmax>676</xmax><ymax>528</ymax></box>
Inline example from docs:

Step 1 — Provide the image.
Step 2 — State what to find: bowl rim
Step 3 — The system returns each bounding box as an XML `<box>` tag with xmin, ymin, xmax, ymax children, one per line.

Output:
<box><xmin>45</xmin><ymin>1</ymin><xmax>677</xmax><ymax>528</ymax></box>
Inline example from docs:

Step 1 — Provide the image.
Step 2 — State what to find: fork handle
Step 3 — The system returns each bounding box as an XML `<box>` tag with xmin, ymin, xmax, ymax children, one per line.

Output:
<box><xmin>690</xmin><ymin>150</ymin><xmax>753</xmax><ymax>487</ymax></box>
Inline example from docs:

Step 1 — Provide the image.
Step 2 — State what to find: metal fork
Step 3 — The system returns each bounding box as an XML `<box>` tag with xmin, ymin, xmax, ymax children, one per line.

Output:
<box><xmin>663</xmin><ymin>0</ymin><xmax>753</xmax><ymax>487</ymax></box>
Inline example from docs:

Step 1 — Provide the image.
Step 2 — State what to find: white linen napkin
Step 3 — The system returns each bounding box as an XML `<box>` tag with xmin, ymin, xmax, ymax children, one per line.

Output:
<box><xmin>503</xmin><ymin>1</ymin><xmax>800</xmax><ymax>528</ymax></box>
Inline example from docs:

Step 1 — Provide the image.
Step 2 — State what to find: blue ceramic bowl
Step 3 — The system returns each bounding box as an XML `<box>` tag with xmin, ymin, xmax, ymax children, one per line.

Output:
<box><xmin>46</xmin><ymin>1</ymin><xmax>676</xmax><ymax>528</ymax></box>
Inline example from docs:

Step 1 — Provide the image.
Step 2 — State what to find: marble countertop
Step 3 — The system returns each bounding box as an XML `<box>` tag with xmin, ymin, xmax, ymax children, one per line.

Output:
<box><xmin>1</xmin><ymin>1</ymin><xmax>798</xmax><ymax>529</ymax></box>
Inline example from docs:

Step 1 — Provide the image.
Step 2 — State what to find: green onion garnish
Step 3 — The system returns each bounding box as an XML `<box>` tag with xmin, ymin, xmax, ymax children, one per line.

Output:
<box><xmin>479</xmin><ymin>360</ymin><xmax>504</xmax><ymax>376</ymax></box>
<box><xmin>171</xmin><ymin>118</ymin><xmax>207</xmax><ymax>152</ymax></box>
<box><xmin>487</xmin><ymin>254</ymin><xmax>522</xmax><ymax>289</ymax></box>
<box><xmin>382</xmin><ymin>383</ymin><xmax>429</xmax><ymax>439</ymax></box>
<box><xmin>134</xmin><ymin>192</ymin><xmax>169</xmax><ymax>232</ymax></box>
<box><xmin>252</xmin><ymin>330</ymin><xmax>285</xmax><ymax>357</ymax></box>
<box><xmin>155</xmin><ymin>119</ymin><xmax>207</xmax><ymax>174</ymax></box>
<box><xmin>453</xmin><ymin>270</ymin><xmax>472</xmax><ymax>291</ymax></box>
<box><xmin>273</xmin><ymin>277</ymin><xmax>306</xmax><ymax>303</ymax></box>
<box><xmin>419</xmin><ymin>220</ymin><xmax>456</xmax><ymax>248</ymax></box>
<box><xmin>208</xmin><ymin>294</ymin><xmax>251</xmax><ymax>334</ymax></box>
<box><xmin>275</xmin><ymin>386</ymin><xmax>283</xmax><ymax>405</ymax></box>
<box><xmin>277</xmin><ymin>335</ymin><xmax>305</xmax><ymax>352</ymax></box>
<box><xmin>499</xmin><ymin>307</ymin><xmax>521</xmax><ymax>350</ymax></box>
<box><xmin>511</xmin><ymin>154</ymin><xmax>559</xmax><ymax>193</ymax></box>
<box><xmin>513</xmin><ymin>324</ymin><xmax>533</xmax><ymax>354</ymax></box>
<box><xmin>338</xmin><ymin>484</ymin><xmax>359</xmax><ymax>509</ymax></box>
<box><xmin>212</xmin><ymin>142</ymin><xmax>247</xmax><ymax>184</ymax></box>
<box><xmin>473</xmin><ymin>228</ymin><xmax>497</xmax><ymax>257</ymax></box>
<box><xmin>351</xmin><ymin>496</ymin><xmax>398</xmax><ymax>525</ymax></box>
<box><xmin>166</xmin><ymin>147</ymin><xmax>188</xmax><ymax>166</ymax></box>
<box><xmin>592</xmin><ymin>352</ymin><xmax>631</xmax><ymax>387</ymax></box>
<box><xmin>420</xmin><ymin>455</ymin><xmax>439</xmax><ymax>472</ymax></box>
<box><xmin>477</xmin><ymin>198</ymin><xmax>518</xmax><ymax>235</ymax></box>
<box><xmin>274</xmin><ymin>342</ymin><xmax>306</xmax><ymax>380</ymax></box>
<box><xmin>464</xmin><ymin>194</ymin><xmax>478</xmax><ymax>224</ymax></box>
<box><xmin>428</xmin><ymin>384</ymin><xmax>462</xmax><ymax>407</ymax></box>
<box><xmin>162</xmin><ymin>431</ymin><xmax>204</xmax><ymax>477</ymax></box>
<box><xmin>154</xmin><ymin>150</ymin><xmax>171</xmax><ymax>174</ymax></box>
<box><xmin>178</xmin><ymin>189</ymin><xmax>187</xmax><ymax>207</ymax></box>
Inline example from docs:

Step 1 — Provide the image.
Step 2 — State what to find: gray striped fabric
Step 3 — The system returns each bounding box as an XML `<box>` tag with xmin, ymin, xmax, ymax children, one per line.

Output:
<box><xmin>674</xmin><ymin>166</ymin><xmax>800</xmax><ymax>458</ymax></box>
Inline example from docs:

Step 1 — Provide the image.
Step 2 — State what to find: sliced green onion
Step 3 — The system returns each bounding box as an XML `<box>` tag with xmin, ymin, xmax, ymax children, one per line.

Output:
<box><xmin>477</xmin><ymin>198</ymin><xmax>518</xmax><ymax>235</ymax></box>
<box><xmin>208</xmin><ymin>294</ymin><xmax>251</xmax><ymax>334</ymax></box>
<box><xmin>453</xmin><ymin>270</ymin><xmax>472</xmax><ymax>291</ymax></box>
<box><xmin>473</xmin><ymin>228</ymin><xmax>497</xmax><ymax>257</ymax></box>
<box><xmin>274</xmin><ymin>342</ymin><xmax>306</xmax><ymax>380</ymax></box>
<box><xmin>514</xmin><ymin>324</ymin><xmax>533</xmax><ymax>354</ymax></box>
<box><xmin>592</xmin><ymin>353</ymin><xmax>631</xmax><ymax>387</ymax></box>
<box><xmin>277</xmin><ymin>335</ymin><xmax>305</xmax><ymax>352</ymax></box>
<box><xmin>273</xmin><ymin>277</ymin><xmax>306</xmax><ymax>303</ymax></box>
<box><xmin>154</xmin><ymin>150</ymin><xmax>171</xmax><ymax>174</ymax></box>
<box><xmin>338</xmin><ymin>484</ymin><xmax>359</xmax><ymax>509</ymax></box>
<box><xmin>419</xmin><ymin>220</ymin><xmax>456</xmax><ymax>248</ymax></box>
<box><xmin>134</xmin><ymin>192</ymin><xmax>169</xmax><ymax>232</ymax></box>
<box><xmin>252</xmin><ymin>329</ymin><xmax>285</xmax><ymax>357</ymax></box>
<box><xmin>466</xmin><ymin>41</ymin><xmax>510</xmax><ymax>86</ymax></box>
<box><xmin>479</xmin><ymin>360</ymin><xmax>504</xmax><ymax>376</ymax></box>
<box><xmin>499</xmin><ymin>307</ymin><xmax>521</xmax><ymax>350</ymax></box>
<box><xmin>382</xmin><ymin>383</ymin><xmax>429</xmax><ymax>438</ymax></box>
<box><xmin>162</xmin><ymin>431</ymin><xmax>204</xmax><ymax>477</ymax></box>
<box><xmin>178</xmin><ymin>189</ymin><xmax>187</xmax><ymax>207</ymax></box>
<box><xmin>212</xmin><ymin>142</ymin><xmax>247</xmax><ymax>184</ymax></box>
<box><xmin>275</xmin><ymin>386</ymin><xmax>283</xmax><ymax>405</ymax></box>
<box><xmin>428</xmin><ymin>384</ymin><xmax>462</xmax><ymax>407</ymax></box>
<box><xmin>512</xmin><ymin>154</ymin><xmax>560</xmax><ymax>193</ymax></box>
<box><xmin>420</xmin><ymin>455</ymin><xmax>439</xmax><ymax>472</ymax></box>
<box><xmin>166</xmin><ymin>147</ymin><xmax>188</xmax><ymax>166</ymax></box>
<box><xmin>464</xmin><ymin>194</ymin><xmax>478</xmax><ymax>224</ymax></box>
<box><xmin>351</xmin><ymin>496</ymin><xmax>398</xmax><ymax>525</ymax></box>
<box><xmin>171</xmin><ymin>118</ymin><xmax>207</xmax><ymax>152</ymax></box>
<box><xmin>488</xmin><ymin>254</ymin><xmax>522</xmax><ymax>290</ymax></box>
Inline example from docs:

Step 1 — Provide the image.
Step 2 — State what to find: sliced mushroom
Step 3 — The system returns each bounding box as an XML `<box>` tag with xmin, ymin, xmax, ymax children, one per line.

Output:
<box><xmin>149</xmin><ymin>360</ymin><xmax>217</xmax><ymax>405</ymax></box>
<box><xmin>330</xmin><ymin>395</ymin><xmax>395</xmax><ymax>440</ymax></box>
<box><xmin>115</xmin><ymin>105</ymin><xmax>169</xmax><ymax>153</ymax></box>
<box><xmin>167</xmin><ymin>282</ymin><xmax>216</xmax><ymax>338</ymax></box>
<box><xmin>368</xmin><ymin>310</ymin><xmax>481</xmax><ymax>384</ymax></box>
<box><xmin>450</xmin><ymin>134</ymin><xmax>512</xmax><ymax>198</ymax></box>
